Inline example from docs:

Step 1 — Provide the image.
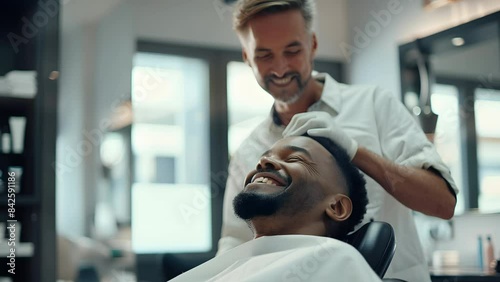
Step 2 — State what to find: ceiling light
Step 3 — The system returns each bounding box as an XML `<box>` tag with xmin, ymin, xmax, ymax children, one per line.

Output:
<box><xmin>412</xmin><ymin>106</ymin><xmax>422</xmax><ymax>116</ymax></box>
<box><xmin>451</xmin><ymin>37</ymin><xmax>465</xmax><ymax>46</ymax></box>
<box><xmin>424</xmin><ymin>0</ymin><xmax>459</xmax><ymax>10</ymax></box>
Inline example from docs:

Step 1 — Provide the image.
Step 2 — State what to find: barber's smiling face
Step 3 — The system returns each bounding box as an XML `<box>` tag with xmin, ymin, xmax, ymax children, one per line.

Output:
<box><xmin>234</xmin><ymin>136</ymin><xmax>344</xmax><ymax>220</ymax></box>
<box><xmin>239</xmin><ymin>9</ymin><xmax>317</xmax><ymax>105</ymax></box>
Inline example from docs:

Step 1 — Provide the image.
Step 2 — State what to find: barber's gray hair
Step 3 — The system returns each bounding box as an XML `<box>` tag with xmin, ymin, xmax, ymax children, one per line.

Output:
<box><xmin>233</xmin><ymin>0</ymin><xmax>316</xmax><ymax>33</ymax></box>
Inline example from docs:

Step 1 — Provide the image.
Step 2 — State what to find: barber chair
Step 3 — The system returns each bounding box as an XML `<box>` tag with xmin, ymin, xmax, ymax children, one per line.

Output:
<box><xmin>346</xmin><ymin>221</ymin><xmax>405</xmax><ymax>281</ymax></box>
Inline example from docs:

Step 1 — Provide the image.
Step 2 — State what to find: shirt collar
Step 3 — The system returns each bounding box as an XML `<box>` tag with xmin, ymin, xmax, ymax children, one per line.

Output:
<box><xmin>271</xmin><ymin>73</ymin><xmax>342</xmax><ymax>126</ymax></box>
<box><xmin>312</xmin><ymin>72</ymin><xmax>342</xmax><ymax>114</ymax></box>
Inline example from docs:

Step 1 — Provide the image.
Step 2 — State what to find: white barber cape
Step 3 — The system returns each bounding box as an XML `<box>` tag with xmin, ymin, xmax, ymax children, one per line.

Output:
<box><xmin>169</xmin><ymin>235</ymin><xmax>382</xmax><ymax>282</ymax></box>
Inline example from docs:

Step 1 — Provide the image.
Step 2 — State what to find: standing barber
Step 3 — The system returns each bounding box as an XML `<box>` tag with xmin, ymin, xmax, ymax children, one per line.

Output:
<box><xmin>218</xmin><ymin>1</ymin><xmax>457</xmax><ymax>281</ymax></box>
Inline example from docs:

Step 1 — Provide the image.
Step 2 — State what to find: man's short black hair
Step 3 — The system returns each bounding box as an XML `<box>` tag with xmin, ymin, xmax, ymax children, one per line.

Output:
<box><xmin>303</xmin><ymin>134</ymin><xmax>368</xmax><ymax>239</ymax></box>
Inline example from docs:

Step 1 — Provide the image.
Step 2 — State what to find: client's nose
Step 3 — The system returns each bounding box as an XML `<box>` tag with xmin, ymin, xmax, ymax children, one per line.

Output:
<box><xmin>256</xmin><ymin>156</ymin><xmax>280</xmax><ymax>171</ymax></box>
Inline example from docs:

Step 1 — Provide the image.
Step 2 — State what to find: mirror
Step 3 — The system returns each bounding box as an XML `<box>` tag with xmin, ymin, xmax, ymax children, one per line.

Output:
<box><xmin>399</xmin><ymin>11</ymin><xmax>500</xmax><ymax>215</ymax></box>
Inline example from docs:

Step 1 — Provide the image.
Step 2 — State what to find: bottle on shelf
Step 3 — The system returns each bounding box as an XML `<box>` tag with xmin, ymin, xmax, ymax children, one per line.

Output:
<box><xmin>486</xmin><ymin>235</ymin><xmax>495</xmax><ymax>270</ymax></box>
<box><xmin>9</xmin><ymin>116</ymin><xmax>26</xmax><ymax>154</ymax></box>
<box><xmin>478</xmin><ymin>235</ymin><xmax>484</xmax><ymax>270</ymax></box>
<box><xmin>1</xmin><ymin>118</ymin><xmax>13</xmax><ymax>153</ymax></box>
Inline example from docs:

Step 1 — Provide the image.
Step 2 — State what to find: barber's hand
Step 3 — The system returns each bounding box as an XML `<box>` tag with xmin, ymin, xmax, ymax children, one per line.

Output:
<box><xmin>282</xmin><ymin>111</ymin><xmax>358</xmax><ymax>160</ymax></box>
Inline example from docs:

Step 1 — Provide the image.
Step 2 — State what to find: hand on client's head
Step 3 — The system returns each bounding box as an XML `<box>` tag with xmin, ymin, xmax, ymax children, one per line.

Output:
<box><xmin>233</xmin><ymin>135</ymin><xmax>368</xmax><ymax>240</ymax></box>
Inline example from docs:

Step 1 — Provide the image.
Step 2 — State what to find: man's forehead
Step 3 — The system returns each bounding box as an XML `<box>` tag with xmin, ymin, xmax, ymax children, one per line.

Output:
<box><xmin>243</xmin><ymin>10</ymin><xmax>307</xmax><ymax>46</ymax></box>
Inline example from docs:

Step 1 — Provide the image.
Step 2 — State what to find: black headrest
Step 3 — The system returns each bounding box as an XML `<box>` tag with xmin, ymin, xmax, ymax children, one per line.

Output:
<box><xmin>346</xmin><ymin>221</ymin><xmax>396</xmax><ymax>278</ymax></box>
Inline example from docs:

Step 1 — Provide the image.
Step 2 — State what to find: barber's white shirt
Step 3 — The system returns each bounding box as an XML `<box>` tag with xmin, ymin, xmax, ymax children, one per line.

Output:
<box><xmin>170</xmin><ymin>235</ymin><xmax>382</xmax><ymax>282</ymax></box>
<box><xmin>218</xmin><ymin>74</ymin><xmax>458</xmax><ymax>282</ymax></box>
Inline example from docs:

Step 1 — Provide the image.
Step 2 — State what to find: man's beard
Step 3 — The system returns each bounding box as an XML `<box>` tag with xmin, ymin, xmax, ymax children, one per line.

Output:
<box><xmin>264</xmin><ymin>71</ymin><xmax>312</xmax><ymax>105</ymax></box>
<box><xmin>233</xmin><ymin>188</ymin><xmax>291</xmax><ymax>220</ymax></box>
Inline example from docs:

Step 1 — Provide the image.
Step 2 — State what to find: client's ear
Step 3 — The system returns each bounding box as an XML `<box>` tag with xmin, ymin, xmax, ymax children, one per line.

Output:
<box><xmin>325</xmin><ymin>194</ymin><xmax>352</xmax><ymax>222</ymax></box>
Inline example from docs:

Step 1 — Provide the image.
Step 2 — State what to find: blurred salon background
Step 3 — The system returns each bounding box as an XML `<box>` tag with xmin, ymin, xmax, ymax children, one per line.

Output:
<box><xmin>0</xmin><ymin>0</ymin><xmax>499</xmax><ymax>281</ymax></box>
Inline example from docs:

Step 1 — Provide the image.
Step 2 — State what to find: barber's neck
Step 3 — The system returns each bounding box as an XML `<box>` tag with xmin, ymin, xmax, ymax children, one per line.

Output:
<box><xmin>275</xmin><ymin>80</ymin><xmax>324</xmax><ymax>126</ymax></box>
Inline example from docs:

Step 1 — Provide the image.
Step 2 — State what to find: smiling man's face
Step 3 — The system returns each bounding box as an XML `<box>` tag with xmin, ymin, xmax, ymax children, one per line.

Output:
<box><xmin>239</xmin><ymin>9</ymin><xmax>317</xmax><ymax>105</ymax></box>
<box><xmin>233</xmin><ymin>136</ymin><xmax>346</xmax><ymax>221</ymax></box>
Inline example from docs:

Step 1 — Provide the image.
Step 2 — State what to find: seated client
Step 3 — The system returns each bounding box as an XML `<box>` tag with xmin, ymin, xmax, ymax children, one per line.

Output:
<box><xmin>169</xmin><ymin>135</ymin><xmax>381</xmax><ymax>281</ymax></box>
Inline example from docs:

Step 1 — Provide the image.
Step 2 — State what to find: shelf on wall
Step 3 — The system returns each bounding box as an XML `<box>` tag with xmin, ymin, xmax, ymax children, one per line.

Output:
<box><xmin>0</xmin><ymin>242</ymin><xmax>35</xmax><ymax>257</ymax></box>
<box><xmin>0</xmin><ymin>96</ymin><xmax>34</xmax><ymax>116</ymax></box>
<box><xmin>0</xmin><ymin>195</ymin><xmax>40</xmax><ymax>207</ymax></box>
<box><xmin>0</xmin><ymin>0</ymin><xmax>58</xmax><ymax>280</ymax></box>
<box><xmin>0</xmin><ymin>153</ymin><xmax>25</xmax><ymax>165</ymax></box>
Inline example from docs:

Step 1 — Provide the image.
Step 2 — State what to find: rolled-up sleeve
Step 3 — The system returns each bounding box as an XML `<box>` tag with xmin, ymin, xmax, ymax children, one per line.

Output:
<box><xmin>373</xmin><ymin>88</ymin><xmax>459</xmax><ymax>196</ymax></box>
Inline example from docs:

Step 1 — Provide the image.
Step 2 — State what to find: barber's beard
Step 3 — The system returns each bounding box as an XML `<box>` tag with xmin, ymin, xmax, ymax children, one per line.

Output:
<box><xmin>233</xmin><ymin>189</ymin><xmax>291</xmax><ymax>220</ymax></box>
<box><xmin>264</xmin><ymin>72</ymin><xmax>312</xmax><ymax>105</ymax></box>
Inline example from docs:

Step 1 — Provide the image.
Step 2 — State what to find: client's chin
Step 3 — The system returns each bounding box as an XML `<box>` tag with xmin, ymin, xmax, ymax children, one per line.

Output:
<box><xmin>233</xmin><ymin>190</ymin><xmax>288</xmax><ymax>220</ymax></box>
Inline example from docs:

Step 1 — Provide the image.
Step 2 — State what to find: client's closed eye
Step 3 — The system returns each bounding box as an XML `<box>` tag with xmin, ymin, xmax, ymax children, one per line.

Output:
<box><xmin>286</xmin><ymin>156</ymin><xmax>303</xmax><ymax>162</ymax></box>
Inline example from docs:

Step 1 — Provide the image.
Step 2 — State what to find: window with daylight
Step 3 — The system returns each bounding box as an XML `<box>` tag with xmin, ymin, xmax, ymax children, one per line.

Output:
<box><xmin>131</xmin><ymin>52</ymin><xmax>212</xmax><ymax>253</ymax></box>
<box><xmin>227</xmin><ymin>61</ymin><xmax>274</xmax><ymax>156</ymax></box>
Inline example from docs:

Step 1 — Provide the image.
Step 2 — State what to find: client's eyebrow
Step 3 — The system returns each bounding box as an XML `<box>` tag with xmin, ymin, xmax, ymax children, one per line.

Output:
<box><xmin>261</xmin><ymin>145</ymin><xmax>312</xmax><ymax>158</ymax></box>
